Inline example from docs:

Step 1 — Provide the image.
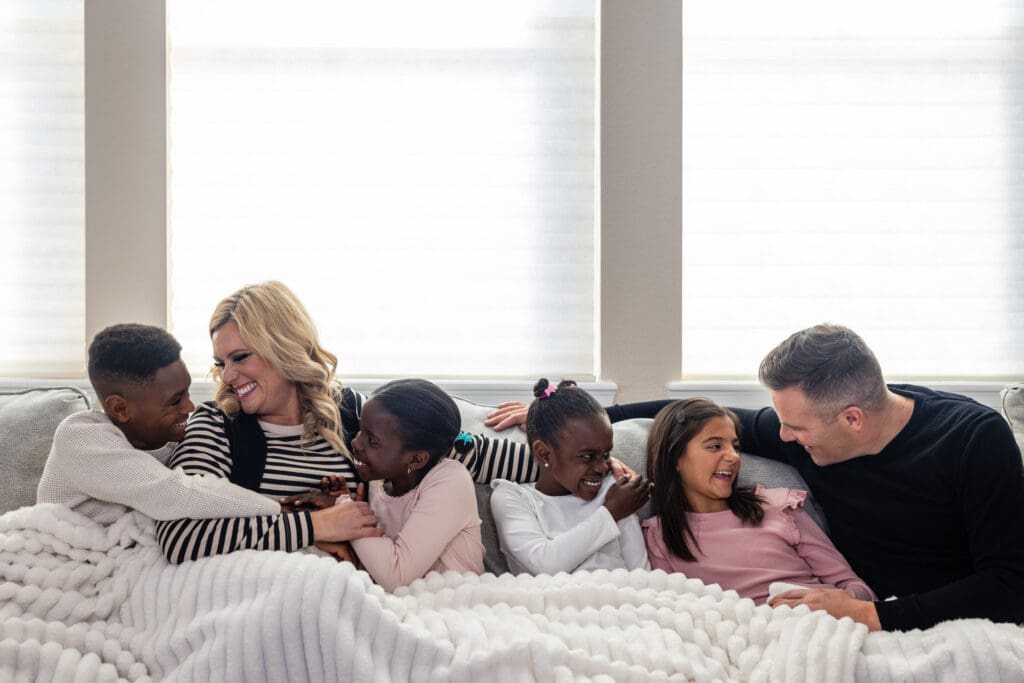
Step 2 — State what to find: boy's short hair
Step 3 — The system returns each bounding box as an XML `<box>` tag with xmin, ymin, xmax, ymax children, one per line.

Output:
<box><xmin>88</xmin><ymin>324</ymin><xmax>183</xmax><ymax>399</ymax></box>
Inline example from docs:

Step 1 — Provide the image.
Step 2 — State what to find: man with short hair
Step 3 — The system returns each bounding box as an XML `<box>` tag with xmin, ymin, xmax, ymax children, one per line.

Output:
<box><xmin>487</xmin><ymin>322</ymin><xmax>1024</xmax><ymax>631</ymax></box>
<box><xmin>748</xmin><ymin>324</ymin><xmax>1024</xmax><ymax>631</ymax></box>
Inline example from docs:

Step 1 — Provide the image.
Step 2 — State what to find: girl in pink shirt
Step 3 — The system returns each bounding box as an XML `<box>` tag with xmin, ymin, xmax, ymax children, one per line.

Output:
<box><xmin>642</xmin><ymin>398</ymin><xmax>874</xmax><ymax>605</ymax></box>
<box><xmin>292</xmin><ymin>379</ymin><xmax>485</xmax><ymax>592</ymax></box>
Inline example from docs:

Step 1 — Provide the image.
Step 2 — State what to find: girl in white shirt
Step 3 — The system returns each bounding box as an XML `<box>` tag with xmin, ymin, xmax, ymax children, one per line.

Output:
<box><xmin>490</xmin><ymin>379</ymin><xmax>652</xmax><ymax>575</ymax></box>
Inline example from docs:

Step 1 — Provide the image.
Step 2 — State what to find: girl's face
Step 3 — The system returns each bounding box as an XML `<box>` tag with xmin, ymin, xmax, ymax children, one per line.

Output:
<box><xmin>676</xmin><ymin>415</ymin><xmax>741</xmax><ymax>513</ymax></box>
<box><xmin>351</xmin><ymin>398</ymin><xmax>420</xmax><ymax>492</ymax></box>
<box><xmin>212</xmin><ymin>319</ymin><xmax>302</xmax><ymax>425</ymax></box>
<box><xmin>535</xmin><ymin>413</ymin><xmax>614</xmax><ymax>500</ymax></box>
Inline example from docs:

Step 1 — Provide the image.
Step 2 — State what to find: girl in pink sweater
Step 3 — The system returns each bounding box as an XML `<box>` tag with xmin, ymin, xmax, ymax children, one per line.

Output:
<box><xmin>642</xmin><ymin>398</ymin><xmax>874</xmax><ymax>605</ymax></box>
<box><xmin>287</xmin><ymin>379</ymin><xmax>484</xmax><ymax>591</ymax></box>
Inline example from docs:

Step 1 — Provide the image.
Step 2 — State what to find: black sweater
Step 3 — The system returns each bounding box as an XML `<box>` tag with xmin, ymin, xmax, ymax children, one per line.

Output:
<box><xmin>608</xmin><ymin>385</ymin><xmax>1024</xmax><ymax>631</ymax></box>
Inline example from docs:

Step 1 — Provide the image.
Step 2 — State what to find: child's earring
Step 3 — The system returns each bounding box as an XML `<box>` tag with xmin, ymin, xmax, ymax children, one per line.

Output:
<box><xmin>406</xmin><ymin>465</ymin><xmax>412</xmax><ymax>476</ymax></box>
<box><xmin>543</xmin><ymin>462</ymin><xmax>550</xmax><ymax>468</ymax></box>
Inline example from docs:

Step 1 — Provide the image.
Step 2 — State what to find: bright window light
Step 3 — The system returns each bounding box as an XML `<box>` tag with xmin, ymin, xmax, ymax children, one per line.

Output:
<box><xmin>168</xmin><ymin>1</ymin><xmax>596</xmax><ymax>380</ymax></box>
<box><xmin>681</xmin><ymin>0</ymin><xmax>1024</xmax><ymax>378</ymax></box>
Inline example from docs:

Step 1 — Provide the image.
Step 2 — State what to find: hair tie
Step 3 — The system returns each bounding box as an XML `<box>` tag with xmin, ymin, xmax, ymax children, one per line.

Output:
<box><xmin>453</xmin><ymin>431</ymin><xmax>473</xmax><ymax>447</ymax></box>
<box><xmin>541</xmin><ymin>385</ymin><xmax>557</xmax><ymax>399</ymax></box>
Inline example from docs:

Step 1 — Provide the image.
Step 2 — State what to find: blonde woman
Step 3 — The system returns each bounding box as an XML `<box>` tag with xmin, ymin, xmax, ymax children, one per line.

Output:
<box><xmin>156</xmin><ymin>281</ymin><xmax>538</xmax><ymax>563</ymax></box>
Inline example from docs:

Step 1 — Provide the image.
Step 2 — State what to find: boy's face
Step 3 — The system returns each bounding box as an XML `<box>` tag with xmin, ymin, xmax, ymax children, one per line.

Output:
<box><xmin>116</xmin><ymin>359</ymin><xmax>195</xmax><ymax>450</ymax></box>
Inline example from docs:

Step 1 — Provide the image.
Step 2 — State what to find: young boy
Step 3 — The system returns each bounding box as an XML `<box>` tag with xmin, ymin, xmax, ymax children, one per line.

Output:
<box><xmin>36</xmin><ymin>323</ymin><xmax>280</xmax><ymax>524</ymax></box>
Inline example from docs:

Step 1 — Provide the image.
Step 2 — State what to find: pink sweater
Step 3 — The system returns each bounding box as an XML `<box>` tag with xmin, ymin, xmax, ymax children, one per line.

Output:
<box><xmin>350</xmin><ymin>459</ymin><xmax>484</xmax><ymax>592</ymax></box>
<box><xmin>642</xmin><ymin>486</ymin><xmax>875</xmax><ymax>604</ymax></box>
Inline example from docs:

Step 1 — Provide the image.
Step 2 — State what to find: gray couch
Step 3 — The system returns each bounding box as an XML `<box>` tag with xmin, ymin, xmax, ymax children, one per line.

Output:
<box><xmin>3</xmin><ymin>384</ymin><xmax>1023</xmax><ymax>576</ymax></box>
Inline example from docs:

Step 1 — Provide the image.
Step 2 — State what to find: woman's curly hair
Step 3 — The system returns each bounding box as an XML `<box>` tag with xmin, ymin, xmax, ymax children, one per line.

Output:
<box><xmin>209</xmin><ymin>281</ymin><xmax>348</xmax><ymax>456</ymax></box>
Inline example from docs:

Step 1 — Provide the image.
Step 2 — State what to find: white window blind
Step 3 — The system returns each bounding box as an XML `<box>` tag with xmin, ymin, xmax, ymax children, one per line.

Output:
<box><xmin>0</xmin><ymin>1</ymin><xmax>84</xmax><ymax>377</ymax></box>
<box><xmin>167</xmin><ymin>1</ymin><xmax>596</xmax><ymax>379</ymax></box>
<box><xmin>682</xmin><ymin>1</ymin><xmax>1024</xmax><ymax>378</ymax></box>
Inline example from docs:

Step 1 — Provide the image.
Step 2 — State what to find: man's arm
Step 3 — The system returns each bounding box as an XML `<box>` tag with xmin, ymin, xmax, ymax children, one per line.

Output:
<box><xmin>731</xmin><ymin>406</ymin><xmax>796</xmax><ymax>464</ymax></box>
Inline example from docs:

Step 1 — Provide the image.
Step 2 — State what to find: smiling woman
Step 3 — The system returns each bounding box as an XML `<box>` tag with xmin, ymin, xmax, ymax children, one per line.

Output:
<box><xmin>154</xmin><ymin>281</ymin><xmax>542</xmax><ymax>570</ymax></box>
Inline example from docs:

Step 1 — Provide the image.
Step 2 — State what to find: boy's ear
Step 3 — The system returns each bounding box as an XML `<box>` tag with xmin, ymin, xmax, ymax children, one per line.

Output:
<box><xmin>104</xmin><ymin>394</ymin><xmax>132</xmax><ymax>425</ymax></box>
<box><xmin>532</xmin><ymin>439</ymin><xmax>553</xmax><ymax>467</ymax></box>
<box><xmin>406</xmin><ymin>449</ymin><xmax>431</xmax><ymax>473</ymax></box>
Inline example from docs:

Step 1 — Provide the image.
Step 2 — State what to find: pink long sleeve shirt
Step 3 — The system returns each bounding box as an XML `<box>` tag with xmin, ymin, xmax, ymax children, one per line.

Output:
<box><xmin>350</xmin><ymin>458</ymin><xmax>484</xmax><ymax>592</ymax></box>
<box><xmin>642</xmin><ymin>486</ymin><xmax>875</xmax><ymax>604</ymax></box>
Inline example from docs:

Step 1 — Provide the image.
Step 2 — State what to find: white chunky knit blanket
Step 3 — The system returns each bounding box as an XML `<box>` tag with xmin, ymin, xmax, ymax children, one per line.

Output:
<box><xmin>1</xmin><ymin>505</ymin><xmax>1023</xmax><ymax>682</ymax></box>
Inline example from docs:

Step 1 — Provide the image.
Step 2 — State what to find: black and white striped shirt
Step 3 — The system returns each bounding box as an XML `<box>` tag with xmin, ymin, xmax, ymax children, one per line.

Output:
<box><xmin>156</xmin><ymin>391</ymin><xmax>536</xmax><ymax>563</ymax></box>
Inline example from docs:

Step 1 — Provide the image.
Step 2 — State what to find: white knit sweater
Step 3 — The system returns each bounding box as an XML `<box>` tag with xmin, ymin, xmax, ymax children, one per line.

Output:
<box><xmin>36</xmin><ymin>410</ymin><xmax>281</xmax><ymax>524</ymax></box>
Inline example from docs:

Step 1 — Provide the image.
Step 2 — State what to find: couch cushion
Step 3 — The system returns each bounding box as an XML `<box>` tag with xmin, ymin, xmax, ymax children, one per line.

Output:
<box><xmin>1002</xmin><ymin>383</ymin><xmax>1024</xmax><ymax>455</ymax></box>
<box><xmin>0</xmin><ymin>387</ymin><xmax>91</xmax><ymax>514</ymax></box>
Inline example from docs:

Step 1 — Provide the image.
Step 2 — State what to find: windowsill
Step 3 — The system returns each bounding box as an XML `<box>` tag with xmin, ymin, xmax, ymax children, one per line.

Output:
<box><xmin>667</xmin><ymin>379</ymin><xmax>1016</xmax><ymax>412</ymax></box>
<box><xmin>3</xmin><ymin>377</ymin><xmax>1012</xmax><ymax>412</ymax></box>
<box><xmin>0</xmin><ymin>378</ymin><xmax>619</xmax><ymax>410</ymax></box>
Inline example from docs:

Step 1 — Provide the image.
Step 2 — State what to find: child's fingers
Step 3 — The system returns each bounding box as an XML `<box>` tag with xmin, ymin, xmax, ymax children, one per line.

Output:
<box><xmin>355</xmin><ymin>483</ymin><xmax>366</xmax><ymax>501</ymax></box>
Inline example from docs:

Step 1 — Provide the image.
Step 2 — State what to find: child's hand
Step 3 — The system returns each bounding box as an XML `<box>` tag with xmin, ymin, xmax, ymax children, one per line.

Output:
<box><xmin>315</xmin><ymin>541</ymin><xmax>363</xmax><ymax>569</ymax></box>
<box><xmin>280</xmin><ymin>489</ymin><xmax>339</xmax><ymax>511</ymax></box>
<box><xmin>320</xmin><ymin>474</ymin><xmax>350</xmax><ymax>496</ymax></box>
<box><xmin>609</xmin><ymin>457</ymin><xmax>637</xmax><ymax>481</ymax></box>
<box><xmin>602</xmin><ymin>474</ymin><xmax>652</xmax><ymax>521</ymax></box>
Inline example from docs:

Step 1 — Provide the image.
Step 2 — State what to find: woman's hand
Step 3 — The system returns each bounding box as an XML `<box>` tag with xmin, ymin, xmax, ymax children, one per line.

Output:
<box><xmin>484</xmin><ymin>402</ymin><xmax>529</xmax><ymax>431</ymax></box>
<box><xmin>310</xmin><ymin>499</ymin><xmax>383</xmax><ymax>542</ymax></box>
<box><xmin>602</xmin><ymin>474</ymin><xmax>652</xmax><ymax>521</ymax></box>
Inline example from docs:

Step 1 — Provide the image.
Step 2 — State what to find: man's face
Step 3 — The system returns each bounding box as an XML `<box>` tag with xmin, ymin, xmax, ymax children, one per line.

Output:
<box><xmin>770</xmin><ymin>386</ymin><xmax>857</xmax><ymax>466</ymax></box>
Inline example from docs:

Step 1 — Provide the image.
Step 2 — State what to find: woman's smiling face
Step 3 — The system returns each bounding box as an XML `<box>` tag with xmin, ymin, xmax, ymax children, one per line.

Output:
<box><xmin>212</xmin><ymin>319</ymin><xmax>301</xmax><ymax>425</ymax></box>
<box><xmin>675</xmin><ymin>415</ymin><xmax>741</xmax><ymax>513</ymax></box>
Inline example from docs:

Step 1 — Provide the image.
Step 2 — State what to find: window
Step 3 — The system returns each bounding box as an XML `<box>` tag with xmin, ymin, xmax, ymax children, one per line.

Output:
<box><xmin>681</xmin><ymin>1</ymin><xmax>1024</xmax><ymax>378</ymax></box>
<box><xmin>0</xmin><ymin>0</ymin><xmax>84</xmax><ymax>377</ymax></box>
<box><xmin>167</xmin><ymin>1</ymin><xmax>596</xmax><ymax>379</ymax></box>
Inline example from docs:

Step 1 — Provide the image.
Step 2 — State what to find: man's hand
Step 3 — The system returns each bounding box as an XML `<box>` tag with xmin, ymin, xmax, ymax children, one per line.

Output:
<box><xmin>769</xmin><ymin>588</ymin><xmax>881</xmax><ymax>631</ymax></box>
<box><xmin>484</xmin><ymin>402</ymin><xmax>529</xmax><ymax>431</ymax></box>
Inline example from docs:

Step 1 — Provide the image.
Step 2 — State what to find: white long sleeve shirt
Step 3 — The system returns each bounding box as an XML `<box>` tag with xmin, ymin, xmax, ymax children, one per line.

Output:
<box><xmin>489</xmin><ymin>475</ymin><xmax>650</xmax><ymax>576</ymax></box>
<box><xmin>36</xmin><ymin>410</ymin><xmax>281</xmax><ymax>524</ymax></box>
